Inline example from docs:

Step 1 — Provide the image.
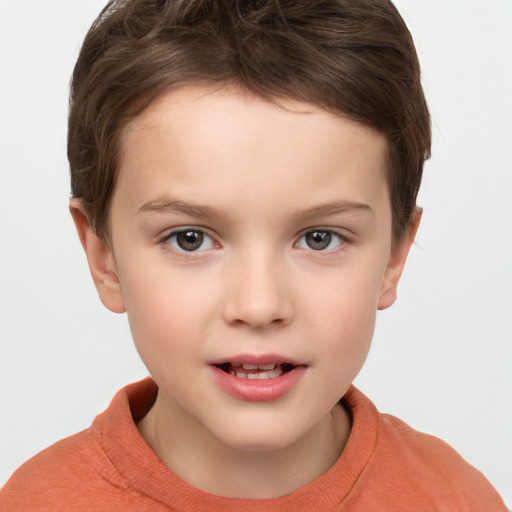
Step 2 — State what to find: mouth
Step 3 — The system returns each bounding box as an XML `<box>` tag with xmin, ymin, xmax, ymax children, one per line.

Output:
<box><xmin>210</xmin><ymin>356</ymin><xmax>307</xmax><ymax>401</ymax></box>
<box><xmin>214</xmin><ymin>362</ymin><xmax>297</xmax><ymax>380</ymax></box>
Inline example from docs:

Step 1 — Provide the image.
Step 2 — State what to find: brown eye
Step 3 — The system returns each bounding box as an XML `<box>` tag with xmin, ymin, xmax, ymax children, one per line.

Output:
<box><xmin>166</xmin><ymin>229</ymin><xmax>215</xmax><ymax>252</ymax></box>
<box><xmin>305</xmin><ymin>231</ymin><xmax>332</xmax><ymax>250</ymax></box>
<box><xmin>297</xmin><ymin>230</ymin><xmax>345</xmax><ymax>251</ymax></box>
<box><xmin>176</xmin><ymin>230</ymin><xmax>204</xmax><ymax>251</ymax></box>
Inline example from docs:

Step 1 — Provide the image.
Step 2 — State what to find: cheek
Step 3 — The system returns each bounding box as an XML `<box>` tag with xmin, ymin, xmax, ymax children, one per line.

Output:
<box><xmin>303</xmin><ymin>262</ymin><xmax>384</xmax><ymax>358</ymax></box>
<box><xmin>117</xmin><ymin>261</ymin><xmax>219</xmax><ymax>359</ymax></box>
<box><xmin>310</xmin><ymin>293</ymin><xmax>376</xmax><ymax>401</ymax></box>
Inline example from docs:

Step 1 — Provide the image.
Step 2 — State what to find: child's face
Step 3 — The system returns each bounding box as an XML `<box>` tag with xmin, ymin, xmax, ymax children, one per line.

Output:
<box><xmin>75</xmin><ymin>86</ymin><xmax>415</xmax><ymax>452</ymax></box>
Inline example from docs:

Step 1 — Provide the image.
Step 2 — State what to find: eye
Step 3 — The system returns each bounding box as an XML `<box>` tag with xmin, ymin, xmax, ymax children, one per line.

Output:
<box><xmin>297</xmin><ymin>229</ymin><xmax>346</xmax><ymax>251</ymax></box>
<box><xmin>166</xmin><ymin>229</ymin><xmax>216</xmax><ymax>252</ymax></box>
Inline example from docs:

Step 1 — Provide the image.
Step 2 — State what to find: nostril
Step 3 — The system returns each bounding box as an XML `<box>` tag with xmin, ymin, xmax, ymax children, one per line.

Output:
<box><xmin>221</xmin><ymin>272</ymin><xmax>293</xmax><ymax>329</ymax></box>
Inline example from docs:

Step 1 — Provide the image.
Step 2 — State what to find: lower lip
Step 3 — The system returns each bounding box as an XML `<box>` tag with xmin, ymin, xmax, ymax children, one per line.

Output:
<box><xmin>210</xmin><ymin>365</ymin><xmax>306</xmax><ymax>402</ymax></box>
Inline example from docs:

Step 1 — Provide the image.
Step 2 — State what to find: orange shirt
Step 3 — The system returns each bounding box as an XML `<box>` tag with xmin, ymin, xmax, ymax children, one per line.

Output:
<box><xmin>1</xmin><ymin>378</ymin><xmax>506</xmax><ymax>511</ymax></box>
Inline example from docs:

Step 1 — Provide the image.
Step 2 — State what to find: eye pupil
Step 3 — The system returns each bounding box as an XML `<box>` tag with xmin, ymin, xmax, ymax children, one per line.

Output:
<box><xmin>176</xmin><ymin>230</ymin><xmax>204</xmax><ymax>251</ymax></box>
<box><xmin>306</xmin><ymin>230</ymin><xmax>332</xmax><ymax>250</ymax></box>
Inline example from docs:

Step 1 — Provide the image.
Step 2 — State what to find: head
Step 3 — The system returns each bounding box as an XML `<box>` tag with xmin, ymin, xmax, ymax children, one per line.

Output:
<box><xmin>69</xmin><ymin>0</ymin><xmax>430</xmax><ymax>247</ymax></box>
<box><xmin>68</xmin><ymin>0</ymin><xmax>430</xmax><ymax>464</ymax></box>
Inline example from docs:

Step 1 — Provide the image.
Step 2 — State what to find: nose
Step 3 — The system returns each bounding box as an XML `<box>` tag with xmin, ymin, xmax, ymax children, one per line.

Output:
<box><xmin>221</xmin><ymin>249</ymin><xmax>294</xmax><ymax>329</ymax></box>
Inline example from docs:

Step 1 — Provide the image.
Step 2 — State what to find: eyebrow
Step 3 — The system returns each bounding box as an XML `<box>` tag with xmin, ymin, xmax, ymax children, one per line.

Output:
<box><xmin>137</xmin><ymin>196</ymin><xmax>229</xmax><ymax>222</ymax></box>
<box><xmin>291</xmin><ymin>201</ymin><xmax>373</xmax><ymax>222</ymax></box>
<box><xmin>138</xmin><ymin>196</ymin><xmax>372</xmax><ymax>222</ymax></box>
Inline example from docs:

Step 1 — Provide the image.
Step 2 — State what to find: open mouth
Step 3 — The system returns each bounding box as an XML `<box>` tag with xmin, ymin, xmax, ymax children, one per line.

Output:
<box><xmin>214</xmin><ymin>362</ymin><xmax>296</xmax><ymax>380</ymax></box>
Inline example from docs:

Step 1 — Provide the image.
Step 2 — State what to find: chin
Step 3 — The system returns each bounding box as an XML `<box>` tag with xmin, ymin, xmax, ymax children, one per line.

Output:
<box><xmin>212</xmin><ymin>419</ymin><xmax>307</xmax><ymax>453</ymax></box>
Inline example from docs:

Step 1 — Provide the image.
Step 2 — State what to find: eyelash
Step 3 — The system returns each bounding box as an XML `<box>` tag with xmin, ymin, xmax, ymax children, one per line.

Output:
<box><xmin>159</xmin><ymin>227</ymin><xmax>350</xmax><ymax>257</ymax></box>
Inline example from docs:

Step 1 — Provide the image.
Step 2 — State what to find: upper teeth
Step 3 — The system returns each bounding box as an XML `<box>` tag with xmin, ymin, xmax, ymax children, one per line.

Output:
<box><xmin>241</xmin><ymin>363</ymin><xmax>276</xmax><ymax>370</ymax></box>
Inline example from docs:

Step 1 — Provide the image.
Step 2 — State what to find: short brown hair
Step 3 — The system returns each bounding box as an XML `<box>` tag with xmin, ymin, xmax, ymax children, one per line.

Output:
<box><xmin>68</xmin><ymin>0</ymin><xmax>431</xmax><ymax>244</ymax></box>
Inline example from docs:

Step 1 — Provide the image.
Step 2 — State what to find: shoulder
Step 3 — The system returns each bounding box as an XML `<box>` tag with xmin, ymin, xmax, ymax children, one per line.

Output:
<box><xmin>1</xmin><ymin>421</ymin><xmax>135</xmax><ymax>511</ymax></box>
<box><xmin>377</xmin><ymin>412</ymin><xmax>491</xmax><ymax>487</ymax></box>
<box><xmin>1</xmin><ymin>379</ymin><xmax>159</xmax><ymax>512</ymax></box>
<box><xmin>1</xmin><ymin>428</ymin><xmax>104</xmax><ymax>509</ymax></box>
<box><xmin>342</xmin><ymin>387</ymin><xmax>507</xmax><ymax>511</ymax></box>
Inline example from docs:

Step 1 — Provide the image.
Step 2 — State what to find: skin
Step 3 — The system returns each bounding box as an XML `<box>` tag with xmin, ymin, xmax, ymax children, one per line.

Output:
<box><xmin>71</xmin><ymin>85</ymin><xmax>420</xmax><ymax>499</ymax></box>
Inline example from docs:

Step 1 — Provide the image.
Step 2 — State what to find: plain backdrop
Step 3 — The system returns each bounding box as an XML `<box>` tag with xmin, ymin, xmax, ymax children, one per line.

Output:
<box><xmin>1</xmin><ymin>0</ymin><xmax>511</xmax><ymax>504</ymax></box>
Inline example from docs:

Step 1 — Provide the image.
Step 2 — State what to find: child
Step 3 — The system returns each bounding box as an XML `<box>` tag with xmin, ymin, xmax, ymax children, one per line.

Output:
<box><xmin>1</xmin><ymin>0</ymin><xmax>508</xmax><ymax>510</ymax></box>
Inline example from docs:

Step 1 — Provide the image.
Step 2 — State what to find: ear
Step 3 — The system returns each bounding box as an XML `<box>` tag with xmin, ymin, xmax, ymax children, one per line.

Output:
<box><xmin>378</xmin><ymin>209</ymin><xmax>422</xmax><ymax>310</ymax></box>
<box><xmin>69</xmin><ymin>198</ymin><xmax>126</xmax><ymax>314</ymax></box>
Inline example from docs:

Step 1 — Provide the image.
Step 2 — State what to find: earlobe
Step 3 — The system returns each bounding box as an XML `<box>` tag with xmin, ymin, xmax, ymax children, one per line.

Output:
<box><xmin>378</xmin><ymin>209</ymin><xmax>422</xmax><ymax>311</ymax></box>
<box><xmin>69</xmin><ymin>198</ymin><xmax>126</xmax><ymax>314</ymax></box>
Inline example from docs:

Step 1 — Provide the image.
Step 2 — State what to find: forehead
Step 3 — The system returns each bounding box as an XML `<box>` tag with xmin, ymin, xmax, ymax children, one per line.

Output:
<box><xmin>121</xmin><ymin>85</ymin><xmax>386</xmax><ymax>155</ymax></box>
<box><xmin>115</xmin><ymin>85</ymin><xmax>390</xmax><ymax>220</ymax></box>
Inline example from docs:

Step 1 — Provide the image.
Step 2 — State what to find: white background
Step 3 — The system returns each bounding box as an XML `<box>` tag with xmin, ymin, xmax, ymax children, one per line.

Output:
<box><xmin>1</xmin><ymin>0</ymin><xmax>511</xmax><ymax>505</ymax></box>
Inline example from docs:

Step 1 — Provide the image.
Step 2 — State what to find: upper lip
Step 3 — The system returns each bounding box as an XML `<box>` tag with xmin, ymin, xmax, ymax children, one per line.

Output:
<box><xmin>209</xmin><ymin>353</ymin><xmax>305</xmax><ymax>367</ymax></box>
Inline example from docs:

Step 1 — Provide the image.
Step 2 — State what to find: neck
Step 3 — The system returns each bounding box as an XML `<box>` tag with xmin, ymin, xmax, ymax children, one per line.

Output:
<box><xmin>137</xmin><ymin>393</ymin><xmax>351</xmax><ymax>499</ymax></box>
